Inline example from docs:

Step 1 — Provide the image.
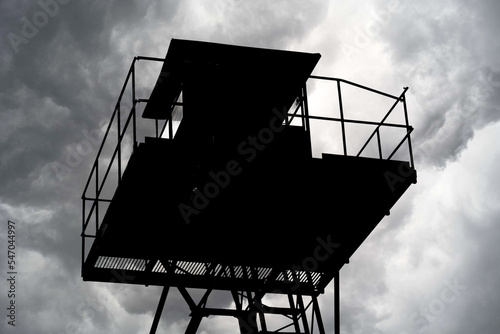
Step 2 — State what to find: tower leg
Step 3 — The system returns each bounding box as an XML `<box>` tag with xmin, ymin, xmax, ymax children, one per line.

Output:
<box><xmin>185</xmin><ymin>313</ymin><xmax>203</xmax><ymax>334</ymax></box>
<box><xmin>150</xmin><ymin>286</ymin><xmax>170</xmax><ymax>334</ymax></box>
<box><xmin>312</xmin><ymin>295</ymin><xmax>326</xmax><ymax>334</ymax></box>
<box><xmin>334</xmin><ymin>270</ymin><xmax>340</xmax><ymax>334</ymax></box>
<box><xmin>234</xmin><ymin>291</ymin><xmax>259</xmax><ymax>334</ymax></box>
<box><xmin>149</xmin><ymin>287</ymin><xmax>330</xmax><ymax>334</ymax></box>
<box><xmin>288</xmin><ymin>294</ymin><xmax>302</xmax><ymax>333</ymax></box>
<box><xmin>237</xmin><ymin>311</ymin><xmax>258</xmax><ymax>334</ymax></box>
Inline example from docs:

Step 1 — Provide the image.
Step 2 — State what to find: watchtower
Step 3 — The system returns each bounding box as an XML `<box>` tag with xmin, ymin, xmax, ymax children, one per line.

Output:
<box><xmin>81</xmin><ymin>39</ymin><xmax>416</xmax><ymax>333</ymax></box>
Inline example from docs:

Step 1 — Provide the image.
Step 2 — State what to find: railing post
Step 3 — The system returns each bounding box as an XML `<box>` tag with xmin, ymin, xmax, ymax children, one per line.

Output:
<box><xmin>402</xmin><ymin>90</ymin><xmax>414</xmax><ymax>168</ymax></box>
<box><xmin>81</xmin><ymin>198</ymin><xmax>85</xmax><ymax>275</ymax></box>
<box><xmin>334</xmin><ymin>270</ymin><xmax>340</xmax><ymax>334</ymax></box>
<box><xmin>376</xmin><ymin>128</ymin><xmax>382</xmax><ymax>159</ymax></box>
<box><xmin>150</xmin><ymin>286</ymin><xmax>170</xmax><ymax>334</ymax></box>
<box><xmin>117</xmin><ymin>105</ymin><xmax>122</xmax><ymax>182</ymax></box>
<box><xmin>168</xmin><ymin>110</ymin><xmax>173</xmax><ymax>139</ymax></box>
<box><xmin>312</xmin><ymin>295</ymin><xmax>326</xmax><ymax>334</ymax></box>
<box><xmin>95</xmin><ymin>163</ymin><xmax>99</xmax><ymax>235</ymax></box>
<box><xmin>303</xmin><ymin>84</ymin><xmax>311</xmax><ymax>134</ymax></box>
<box><xmin>337</xmin><ymin>81</ymin><xmax>347</xmax><ymax>156</ymax></box>
<box><xmin>132</xmin><ymin>60</ymin><xmax>137</xmax><ymax>150</ymax></box>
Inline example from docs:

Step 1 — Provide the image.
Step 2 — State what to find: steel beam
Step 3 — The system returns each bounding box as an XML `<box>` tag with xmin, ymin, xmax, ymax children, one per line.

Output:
<box><xmin>334</xmin><ymin>271</ymin><xmax>340</xmax><ymax>334</ymax></box>
<box><xmin>150</xmin><ymin>286</ymin><xmax>170</xmax><ymax>334</ymax></box>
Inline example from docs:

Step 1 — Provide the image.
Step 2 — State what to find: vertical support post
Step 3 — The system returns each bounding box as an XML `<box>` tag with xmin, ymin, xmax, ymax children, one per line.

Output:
<box><xmin>186</xmin><ymin>289</ymin><xmax>212</xmax><ymax>334</ymax></box>
<box><xmin>303</xmin><ymin>84</ymin><xmax>311</xmax><ymax>136</ymax></box>
<box><xmin>255</xmin><ymin>299</ymin><xmax>268</xmax><ymax>333</ymax></box>
<box><xmin>288</xmin><ymin>294</ymin><xmax>301</xmax><ymax>334</ymax></box>
<box><xmin>337</xmin><ymin>81</ymin><xmax>347</xmax><ymax>156</ymax></box>
<box><xmin>376</xmin><ymin>129</ymin><xmax>382</xmax><ymax>159</ymax></box>
<box><xmin>402</xmin><ymin>91</ymin><xmax>414</xmax><ymax>168</ymax></box>
<box><xmin>185</xmin><ymin>314</ymin><xmax>203</xmax><ymax>334</ymax></box>
<box><xmin>117</xmin><ymin>105</ymin><xmax>122</xmax><ymax>182</ymax></box>
<box><xmin>312</xmin><ymin>295</ymin><xmax>326</xmax><ymax>334</ymax></box>
<box><xmin>168</xmin><ymin>111</ymin><xmax>173</xmax><ymax>139</ymax></box>
<box><xmin>155</xmin><ymin>119</ymin><xmax>159</xmax><ymax>138</ymax></box>
<box><xmin>334</xmin><ymin>271</ymin><xmax>340</xmax><ymax>334</ymax></box>
<box><xmin>150</xmin><ymin>286</ymin><xmax>170</xmax><ymax>334</ymax></box>
<box><xmin>131</xmin><ymin>61</ymin><xmax>137</xmax><ymax>150</ymax></box>
<box><xmin>95</xmin><ymin>164</ymin><xmax>99</xmax><ymax>234</ymax></box>
<box><xmin>298</xmin><ymin>100</ymin><xmax>303</xmax><ymax>128</ymax></box>
<box><xmin>296</xmin><ymin>295</ymin><xmax>311</xmax><ymax>334</ymax></box>
<box><xmin>81</xmin><ymin>198</ymin><xmax>85</xmax><ymax>275</ymax></box>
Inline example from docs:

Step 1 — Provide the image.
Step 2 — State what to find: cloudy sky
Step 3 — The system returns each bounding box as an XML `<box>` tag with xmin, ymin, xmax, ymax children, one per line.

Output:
<box><xmin>1</xmin><ymin>0</ymin><xmax>500</xmax><ymax>333</ymax></box>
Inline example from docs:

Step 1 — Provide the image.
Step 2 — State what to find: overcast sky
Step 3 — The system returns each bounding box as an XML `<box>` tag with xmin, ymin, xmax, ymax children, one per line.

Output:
<box><xmin>1</xmin><ymin>0</ymin><xmax>499</xmax><ymax>333</ymax></box>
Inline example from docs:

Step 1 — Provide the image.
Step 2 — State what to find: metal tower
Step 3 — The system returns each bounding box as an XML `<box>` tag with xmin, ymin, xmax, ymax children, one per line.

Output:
<box><xmin>81</xmin><ymin>39</ymin><xmax>416</xmax><ymax>333</ymax></box>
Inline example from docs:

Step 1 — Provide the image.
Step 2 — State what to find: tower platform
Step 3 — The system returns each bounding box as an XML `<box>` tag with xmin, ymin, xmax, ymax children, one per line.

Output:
<box><xmin>82</xmin><ymin>39</ymin><xmax>416</xmax><ymax>297</ymax></box>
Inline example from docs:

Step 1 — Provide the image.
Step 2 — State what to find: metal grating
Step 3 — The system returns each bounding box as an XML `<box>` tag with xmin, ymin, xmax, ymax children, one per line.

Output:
<box><xmin>91</xmin><ymin>256</ymin><xmax>324</xmax><ymax>292</ymax></box>
<box><xmin>95</xmin><ymin>256</ymin><xmax>146</xmax><ymax>271</ymax></box>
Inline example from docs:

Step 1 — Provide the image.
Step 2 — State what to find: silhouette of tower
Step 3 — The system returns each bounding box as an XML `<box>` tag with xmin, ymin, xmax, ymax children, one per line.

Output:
<box><xmin>81</xmin><ymin>39</ymin><xmax>416</xmax><ymax>334</ymax></box>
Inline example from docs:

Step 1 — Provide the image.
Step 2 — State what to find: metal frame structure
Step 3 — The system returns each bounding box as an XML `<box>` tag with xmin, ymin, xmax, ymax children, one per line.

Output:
<box><xmin>81</xmin><ymin>56</ymin><xmax>414</xmax><ymax>334</ymax></box>
<box><xmin>149</xmin><ymin>286</ymin><xmax>331</xmax><ymax>334</ymax></box>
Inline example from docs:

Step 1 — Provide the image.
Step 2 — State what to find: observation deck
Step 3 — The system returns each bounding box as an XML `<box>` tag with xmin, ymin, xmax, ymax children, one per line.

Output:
<box><xmin>81</xmin><ymin>39</ymin><xmax>416</xmax><ymax>297</ymax></box>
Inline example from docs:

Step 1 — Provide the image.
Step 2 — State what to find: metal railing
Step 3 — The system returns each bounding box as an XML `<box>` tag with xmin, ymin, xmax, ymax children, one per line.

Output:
<box><xmin>298</xmin><ymin>76</ymin><xmax>414</xmax><ymax>167</ymax></box>
<box><xmin>81</xmin><ymin>56</ymin><xmax>176</xmax><ymax>270</ymax></box>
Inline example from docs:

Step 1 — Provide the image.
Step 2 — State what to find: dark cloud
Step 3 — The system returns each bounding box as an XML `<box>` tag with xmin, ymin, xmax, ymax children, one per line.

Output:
<box><xmin>1</xmin><ymin>1</ymin><xmax>499</xmax><ymax>333</ymax></box>
<box><xmin>376</xmin><ymin>0</ymin><xmax>500</xmax><ymax>167</ymax></box>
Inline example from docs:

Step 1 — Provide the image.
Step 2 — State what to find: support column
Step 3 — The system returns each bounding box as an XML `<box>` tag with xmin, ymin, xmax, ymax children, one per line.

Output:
<box><xmin>150</xmin><ymin>286</ymin><xmax>170</xmax><ymax>334</ymax></box>
<box><xmin>312</xmin><ymin>296</ymin><xmax>326</xmax><ymax>334</ymax></box>
<box><xmin>334</xmin><ymin>271</ymin><xmax>340</xmax><ymax>334</ymax></box>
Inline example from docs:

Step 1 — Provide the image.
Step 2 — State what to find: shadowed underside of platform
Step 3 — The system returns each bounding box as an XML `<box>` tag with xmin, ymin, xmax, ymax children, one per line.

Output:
<box><xmin>83</xmin><ymin>130</ymin><xmax>415</xmax><ymax>295</ymax></box>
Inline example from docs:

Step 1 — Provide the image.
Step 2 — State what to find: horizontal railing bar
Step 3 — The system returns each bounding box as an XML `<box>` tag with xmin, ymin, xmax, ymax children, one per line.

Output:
<box><xmin>309</xmin><ymin>75</ymin><xmax>402</xmax><ymax>100</ymax></box>
<box><xmin>83</xmin><ymin>197</ymin><xmax>112</xmax><ymax>203</ymax></box>
<box><xmin>81</xmin><ymin>234</ymin><xmax>97</xmax><ymax>238</ymax></box>
<box><xmin>135</xmin><ymin>56</ymin><xmax>165</xmax><ymax>62</ymax></box>
<box><xmin>287</xmin><ymin>114</ymin><xmax>409</xmax><ymax>129</ymax></box>
<box><xmin>134</xmin><ymin>99</ymin><xmax>183</xmax><ymax>106</ymax></box>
